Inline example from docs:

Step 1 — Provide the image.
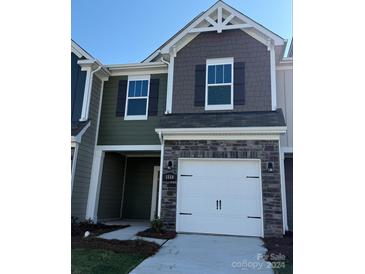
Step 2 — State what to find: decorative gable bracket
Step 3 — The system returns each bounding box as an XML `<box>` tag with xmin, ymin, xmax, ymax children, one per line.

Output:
<box><xmin>189</xmin><ymin>6</ymin><xmax>252</xmax><ymax>34</ymax></box>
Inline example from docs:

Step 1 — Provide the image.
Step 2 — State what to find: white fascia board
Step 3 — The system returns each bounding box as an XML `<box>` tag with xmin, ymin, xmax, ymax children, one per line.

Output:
<box><xmin>107</xmin><ymin>62</ymin><xmax>168</xmax><ymax>76</ymax></box>
<box><xmin>162</xmin><ymin>134</ymin><xmax>281</xmax><ymax>141</ymax></box>
<box><xmin>276</xmin><ymin>57</ymin><xmax>293</xmax><ymax>71</ymax></box>
<box><xmin>72</xmin><ymin>41</ymin><xmax>94</xmax><ymax>60</ymax></box>
<box><xmin>156</xmin><ymin>127</ymin><xmax>287</xmax><ymax>135</ymax></box>
<box><xmin>77</xmin><ymin>59</ymin><xmax>110</xmax><ymax>78</ymax></box>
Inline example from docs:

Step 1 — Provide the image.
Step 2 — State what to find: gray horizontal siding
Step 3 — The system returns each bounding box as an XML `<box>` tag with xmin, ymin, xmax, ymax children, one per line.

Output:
<box><xmin>71</xmin><ymin>75</ymin><xmax>102</xmax><ymax>220</ymax></box>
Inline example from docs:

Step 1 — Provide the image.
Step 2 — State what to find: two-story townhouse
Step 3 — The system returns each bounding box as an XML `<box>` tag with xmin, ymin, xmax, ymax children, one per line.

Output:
<box><xmin>75</xmin><ymin>1</ymin><xmax>291</xmax><ymax>238</ymax></box>
<box><xmin>71</xmin><ymin>40</ymin><xmax>109</xmax><ymax>219</ymax></box>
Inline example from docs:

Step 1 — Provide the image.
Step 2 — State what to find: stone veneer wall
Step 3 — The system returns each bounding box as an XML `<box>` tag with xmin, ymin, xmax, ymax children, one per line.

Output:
<box><xmin>160</xmin><ymin>140</ymin><xmax>283</xmax><ymax>237</ymax></box>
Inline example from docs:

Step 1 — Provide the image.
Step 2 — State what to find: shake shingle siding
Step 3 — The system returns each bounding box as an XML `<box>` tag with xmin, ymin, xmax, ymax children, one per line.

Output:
<box><xmin>172</xmin><ymin>29</ymin><xmax>271</xmax><ymax>113</ymax></box>
<box><xmin>71</xmin><ymin>76</ymin><xmax>102</xmax><ymax>220</ymax></box>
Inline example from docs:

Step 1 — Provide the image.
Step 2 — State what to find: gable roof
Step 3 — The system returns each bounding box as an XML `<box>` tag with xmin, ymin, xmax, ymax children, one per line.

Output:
<box><xmin>143</xmin><ymin>0</ymin><xmax>285</xmax><ymax>63</ymax></box>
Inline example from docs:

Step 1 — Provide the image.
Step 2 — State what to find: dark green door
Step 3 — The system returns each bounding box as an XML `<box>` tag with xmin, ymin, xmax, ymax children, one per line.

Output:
<box><xmin>122</xmin><ymin>157</ymin><xmax>160</xmax><ymax>219</ymax></box>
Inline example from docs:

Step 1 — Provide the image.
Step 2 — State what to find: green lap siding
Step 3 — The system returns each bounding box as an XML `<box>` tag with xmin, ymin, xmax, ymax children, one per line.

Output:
<box><xmin>122</xmin><ymin>157</ymin><xmax>160</xmax><ymax>220</ymax></box>
<box><xmin>97</xmin><ymin>74</ymin><xmax>167</xmax><ymax>145</ymax></box>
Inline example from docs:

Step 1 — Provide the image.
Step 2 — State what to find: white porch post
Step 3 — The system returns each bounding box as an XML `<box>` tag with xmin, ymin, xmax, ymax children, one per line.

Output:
<box><xmin>85</xmin><ymin>149</ymin><xmax>105</xmax><ymax>221</ymax></box>
<box><xmin>157</xmin><ymin>140</ymin><xmax>164</xmax><ymax>217</ymax></box>
<box><xmin>279</xmin><ymin>142</ymin><xmax>288</xmax><ymax>232</ymax></box>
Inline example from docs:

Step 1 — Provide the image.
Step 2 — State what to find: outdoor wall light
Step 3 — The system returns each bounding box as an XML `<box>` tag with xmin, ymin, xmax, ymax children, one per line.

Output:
<box><xmin>167</xmin><ymin>160</ymin><xmax>173</xmax><ymax>170</ymax></box>
<box><xmin>267</xmin><ymin>162</ymin><xmax>274</xmax><ymax>173</ymax></box>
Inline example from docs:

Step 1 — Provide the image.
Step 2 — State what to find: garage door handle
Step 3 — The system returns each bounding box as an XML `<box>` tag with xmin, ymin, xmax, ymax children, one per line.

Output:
<box><xmin>247</xmin><ymin>216</ymin><xmax>261</xmax><ymax>219</ymax></box>
<box><xmin>216</xmin><ymin>200</ymin><xmax>218</xmax><ymax>210</ymax></box>
<box><xmin>246</xmin><ymin>176</ymin><xmax>259</xmax><ymax>178</ymax></box>
<box><xmin>179</xmin><ymin>212</ymin><xmax>192</xmax><ymax>215</ymax></box>
<box><xmin>219</xmin><ymin>200</ymin><xmax>222</xmax><ymax>210</ymax></box>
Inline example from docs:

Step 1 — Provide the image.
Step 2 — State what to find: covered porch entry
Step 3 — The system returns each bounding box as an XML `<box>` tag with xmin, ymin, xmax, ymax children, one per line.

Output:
<box><xmin>86</xmin><ymin>145</ymin><xmax>162</xmax><ymax>222</ymax></box>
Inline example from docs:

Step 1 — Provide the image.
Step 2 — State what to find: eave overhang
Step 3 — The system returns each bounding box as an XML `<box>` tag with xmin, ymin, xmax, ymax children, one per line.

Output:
<box><xmin>155</xmin><ymin>126</ymin><xmax>287</xmax><ymax>141</ymax></box>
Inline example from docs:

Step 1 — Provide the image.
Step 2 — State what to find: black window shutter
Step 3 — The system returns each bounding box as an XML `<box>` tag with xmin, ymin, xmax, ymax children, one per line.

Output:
<box><xmin>116</xmin><ymin>80</ymin><xmax>128</xmax><ymax>116</ymax></box>
<box><xmin>194</xmin><ymin>64</ymin><xmax>206</xmax><ymax>106</ymax></box>
<box><xmin>234</xmin><ymin>62</ymin><xmax>245</xmax><ymax>105</ymax></box>
<box><xmin>148</xmin><ymin>78</ymin><xmax>159</xmax><ymax>116</ymax></box>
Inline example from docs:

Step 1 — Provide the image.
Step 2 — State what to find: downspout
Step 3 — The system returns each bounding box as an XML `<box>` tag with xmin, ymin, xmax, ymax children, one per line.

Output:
<box><xmin>80</xmin><ymin>64</ymin><xmax>102</xmax><ymax>121</ymax></box>
<box><xmin>160</xmin><ymin>48</ymin><xmax>175</xmax><ymax>114</ymax></box>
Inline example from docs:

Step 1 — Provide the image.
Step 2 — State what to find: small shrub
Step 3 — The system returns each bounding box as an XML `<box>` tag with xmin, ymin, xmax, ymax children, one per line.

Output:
<box><xmin>151</xmin><ymin>218</ymin><xmax>164</xmax><ymax>233</ymax></box>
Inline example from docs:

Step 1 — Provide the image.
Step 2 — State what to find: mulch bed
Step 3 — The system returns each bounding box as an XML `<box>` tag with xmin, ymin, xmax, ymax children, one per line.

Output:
<box><xmin>263</xmin><ymin>231</ymin><xmax>293</xmax><ymax>261</ymax></box>
<box><xmin>136</xmin><ymin>228</ymin><xmax>177</xmax><ymax>239</ymax></box>
<box><xmin>71</xmin><ymin>222</ymin><xmax>160</xmax><ymax>256</ymax></box>
<box><xmin>72</xmin><ymin>237</ymin><xmax>160</xmax><ymax>256</ymax></box>
<box><xmin>71</xmin><ymin>222</ymin><xmax>129</xmax><ymax>237</ymax></box>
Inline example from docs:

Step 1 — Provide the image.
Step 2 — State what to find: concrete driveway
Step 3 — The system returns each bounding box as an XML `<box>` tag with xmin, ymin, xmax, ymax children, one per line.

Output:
<box><xmin>130</xmin><ymin>234</ymin><xmax>273</xmax><ymax>274</ymax></box>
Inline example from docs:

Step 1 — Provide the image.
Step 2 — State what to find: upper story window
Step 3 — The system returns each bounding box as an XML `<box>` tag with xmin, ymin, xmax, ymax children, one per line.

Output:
<box><xmin>125</xmin><ymin>75</ymin><xmax>150</xmax><ymax>120</ymax></box>
<box><xmin>205</xmin><ymin>57</ymin><xmax>234</xmax><ymax>110</ymax></box>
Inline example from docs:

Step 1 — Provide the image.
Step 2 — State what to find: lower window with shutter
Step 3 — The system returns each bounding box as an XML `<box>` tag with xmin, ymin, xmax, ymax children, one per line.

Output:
<box><xmin>124</xmin><ymin>75</ymin><xmax>150</xmax><ymax>120</ymax></box>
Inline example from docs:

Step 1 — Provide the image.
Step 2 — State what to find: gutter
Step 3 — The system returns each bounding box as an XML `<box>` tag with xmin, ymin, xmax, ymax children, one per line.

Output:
<box><xmin>155</xmin><ymin>126</ymin><xmax>287</xmax><ymax>135</ymax></box>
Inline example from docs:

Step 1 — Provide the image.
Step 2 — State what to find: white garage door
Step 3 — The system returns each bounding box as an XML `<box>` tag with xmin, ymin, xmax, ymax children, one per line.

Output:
<box><xmin>177</xmin><ymin>159</ymin><xmax>263</xmax><ymax>237</ymax></box>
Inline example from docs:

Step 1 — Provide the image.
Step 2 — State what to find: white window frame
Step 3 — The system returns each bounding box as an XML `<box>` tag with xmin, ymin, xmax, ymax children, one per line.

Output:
<box><xmin>205</xmin><ymin>57</ymin><xmax>234</xmax><ymax>111</ymax></box>
<box><xmin>124</xmin><ymin>75</ymin><xmax>150</xmax><ymax>120</ymax></box>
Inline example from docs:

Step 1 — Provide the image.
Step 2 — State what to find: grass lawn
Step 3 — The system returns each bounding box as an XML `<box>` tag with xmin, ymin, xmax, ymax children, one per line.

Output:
<box><xmin>72</xmin><ymin>248</ymin><xmax>147</xmax><ymax>274</ymax></box>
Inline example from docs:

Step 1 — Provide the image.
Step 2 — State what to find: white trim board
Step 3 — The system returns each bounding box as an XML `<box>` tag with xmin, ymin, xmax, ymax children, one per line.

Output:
<box><xmin>72</xmin><ymin>40</ymin><xmax>94</xmax><ymax>60</ymax></box>
<box><xmin>71</xmin><ymin>143</ymin><xmax>79</xmax><ymax>195</ymax></box>
<box><xmin>156</xmin><ymin>127</ymin><xmax>287</xmax><ymax>135</ymax></box>
<box><xmin>96</xmin><ymin>145</ymin><xmax>162</xmax><ymax>152</ymax></box>
<box><xmin>279</xmin><ymin>145</ymin><xmax>288</xmax><ymax>232</ymax></box>
<box><xmin>161</xmin><ymin>134</ymin><xmax>282</xmax><ymax>141</ymax></box>
<box><xmin>106</xmin><ymin>62</ymin><xmax>167</xmax><ymax>76</ymax></box>
<box><xmin>150</xmin><ymin>166</ymin><xmax>160</xmax><ymax>220</ymax></box>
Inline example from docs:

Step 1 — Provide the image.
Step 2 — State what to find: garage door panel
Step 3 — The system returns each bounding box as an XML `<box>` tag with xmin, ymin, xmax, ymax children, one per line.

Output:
<box><xmin>177</xmin><ymin>159</ymin><xmax>263</xmax><ymax>237</ymax></box>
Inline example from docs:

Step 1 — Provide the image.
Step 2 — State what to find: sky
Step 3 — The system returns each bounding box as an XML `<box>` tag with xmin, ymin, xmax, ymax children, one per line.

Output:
<box><xmin>72</xmin><ymin>0</ymin><xmax>292</xmax><ymax>64</ymax></box>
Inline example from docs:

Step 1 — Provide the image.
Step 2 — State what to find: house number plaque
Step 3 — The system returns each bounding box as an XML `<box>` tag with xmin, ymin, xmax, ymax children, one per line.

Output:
<box><xmin>163</xmin><ymin>173</ymin><xmax>176</xmax><ymax>181</ymax></box>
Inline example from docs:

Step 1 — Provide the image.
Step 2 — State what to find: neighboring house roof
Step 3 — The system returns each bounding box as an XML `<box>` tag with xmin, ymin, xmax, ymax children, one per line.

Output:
<box><xmin>143</xmin><ymin>0</ymin><xmax>286</xmax><ymax>63</ymax></box>
<box><xmin>287</xmin><ymin>38</ymin><xmax>293</xmax><ymax>57</ymax></box>
<box><xmin>71</xmin><ymin>39</ymin><xmax>95</xmax><ymax>60</ymax></box>
<box><xmin>158</xmin><ymin>109</ymin><xmax>286</xmax><ymax>128</ymax></box>
<box><xmin>71</xmin><ymin>120</ymin><xmax>90</xmax><ymax>137</ymax></box>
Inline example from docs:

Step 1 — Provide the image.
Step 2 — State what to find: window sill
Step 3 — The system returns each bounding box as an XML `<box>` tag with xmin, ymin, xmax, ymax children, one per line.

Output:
<box><xmin>124</xmin><ymin>115</ymin><xmax>148</xmax><ymax>121</ymax></box>
<box><xmin>205</xmin><ymin>104</ymin><xmax>233</xmax><ymax>111</ymax></box>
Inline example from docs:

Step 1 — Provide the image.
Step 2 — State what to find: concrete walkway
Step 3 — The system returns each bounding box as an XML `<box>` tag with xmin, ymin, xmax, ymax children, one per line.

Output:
<box><xmin>130</xmin><ymin>234</ymin><xmax>273</xmax><ymax>274</ymax></box>
<box><xmin>98</xmin><ymin>220</ymin><xmax>167</xmax><ymax>245</ymax></box>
